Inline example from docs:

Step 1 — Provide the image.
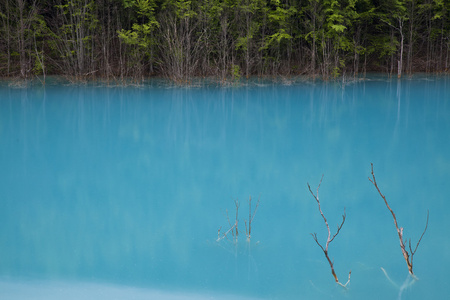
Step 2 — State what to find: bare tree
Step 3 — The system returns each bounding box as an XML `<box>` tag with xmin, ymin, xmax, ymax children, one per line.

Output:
<box><xmin>369</xmin><ymin>163</ymin><xmax>429</xmax><ymax>278</ymax></box>
<box><xmin>308</xmin><ymin>175</ymin><xmax>351</xmax><ymax>288</ymax></box>
<box><xmin>157</xmin><ymin>1</ymin><xmax>205</xmax><ymax>83</ymax></box>
<box><xmin>52</xmin><ymin>0</ymin><xmax>98</xmax><ymax>78</ymax></box>
<box><xmin>3</xmin><ymin>0</ymin><xmax>39</xmax><ymax>78</ymax></box>
<box><xmin>0</xmin><ymin>0</ymin><xmax>12</xmax><ymax>76</ymax></box>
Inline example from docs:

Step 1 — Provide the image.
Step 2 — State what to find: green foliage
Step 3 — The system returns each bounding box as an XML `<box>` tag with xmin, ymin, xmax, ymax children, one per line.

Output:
<box><xmin>135</xmin><ymin>0</ymin><xmax>157</xmax><ymax>17</ymax></box>
<box><xmin>55</xmin><ymin>0</ymin><xmax>98</xmax><ymax>48</ymax></box>
<box><xmin>117</xmin><ymin>0</ymin><xmax>160</xmax><ymax>67</ymax></box>
<box><xmin>431</xmin><ymin>0</ymin><xmax>449</xmax><ymax>20</ymax></box>
<box><xmin>118</xmin><ymin>21</ymin><xmax>158</xmax><ymax>48</ymax></box>
<box><xmin>231</xmin><ymin>64</ymin><xmax>241</xmax><ymax>81</ymax></box>
<box><xmin>174</xmin><ymin>0</ymin><xmax>197</xmax><ymax>19</ymax></box>
<box><xmin>0</xmin><ymin>0</ymin><xmax>448</xmax><ymax>79</ymax></box>
<box><xmin>332</xmin><ymin>58</ymin><xmax>345</xmax><ymax>77</ymax></box>
<box><xmin>33</xmin><ymin>52</ymin><xmax>44</xmax><ymax>75</ymax></box>
<box><xmin>236</xmin><ymin>20</ymin><xmax>261</xmax><ymax>52</ymax></box>
<box><xmin>372</xmin><ymin>36</ymin><xmax>399</xmax><ymax>58</ymax></box>
<box><xmin>261</xmin><ymin>29</ymin><xmax>292</xmax><ymax>51</ymax></box>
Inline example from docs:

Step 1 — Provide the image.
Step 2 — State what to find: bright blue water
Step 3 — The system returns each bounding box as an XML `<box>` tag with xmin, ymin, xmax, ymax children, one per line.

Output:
<box><xmin>0</xmin><ymin>76</ymin><xmax>449</xmax><ymax>299</ymax></box>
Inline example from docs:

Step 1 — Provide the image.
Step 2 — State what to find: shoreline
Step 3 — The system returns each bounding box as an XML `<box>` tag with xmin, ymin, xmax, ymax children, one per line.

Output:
<box><xmin>1</xmin><ymin>72</ymin><xmax>449</xmax><ymax>88</ymax></box>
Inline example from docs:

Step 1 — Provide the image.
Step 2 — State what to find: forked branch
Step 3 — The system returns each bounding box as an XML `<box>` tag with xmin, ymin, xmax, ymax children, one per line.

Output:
<box><xmin>308</xmin><ymin>175</ymin><xmax>351</xmax><ymax>288</ymax></box>
<box><xmin>369</xmin><ymin>163</ymin><xmax>429</xmax><ymax>277</ymax></box>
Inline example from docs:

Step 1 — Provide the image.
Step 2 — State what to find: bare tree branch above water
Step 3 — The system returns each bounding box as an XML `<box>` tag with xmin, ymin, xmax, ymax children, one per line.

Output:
<box><xmin>369</xmin><ymin>163</ymin><xmax>429</xmax><ymax>278</ymax></box>
<box><xmin>217</xmin><ymin>198</ymin><xmax>240</xmax><ymax>243</ymax></box>
<box><xmin>308</xmin><ymin>175</ymin><xmax>351</xmax><ymax>288</ymax></box>
<box><xmin>217</xmin><ymin>196</ymin><xmax>260</xmax><ymax>244</ymax></box>
<box><xmin>245</xmin><ymin>195</ymin><xmax>260</xmax><ymax>242</ymax></box>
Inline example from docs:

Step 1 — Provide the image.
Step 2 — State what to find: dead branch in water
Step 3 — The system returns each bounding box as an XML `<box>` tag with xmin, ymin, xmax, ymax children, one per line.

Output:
<box><xmin>216</xmin><ymin>198</ymin><xmax>240</xmax><ymax>243</ymax></box>
<box><xmin>369</xmin><ymin>163</ymin><xmax>429</xmax><ymax>277</ymax></box>
<box><xmin>308</xmin><ymin>175</ymin><xmax>351</xmax><ymax>288</ymax></box>
<box><xmin>245</xmin><ymin>195</ymin><xmax>260</xmax><ymax>242</ymax></box>
<box><xmin>217</xmin><ymin>196</ymin><xmax>261</xmax><ymax>244</ymax></box>
<box><xmin>232</xmin><ymin>198</ymin><xmax>240</xmax><ymax>241</ymax></box>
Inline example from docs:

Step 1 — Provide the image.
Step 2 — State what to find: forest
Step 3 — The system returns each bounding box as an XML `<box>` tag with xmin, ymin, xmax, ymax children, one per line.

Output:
<box><xmin>0</xmin><ymin>0</ymin><xmax>448</xmax><ymax>82</ymax></box>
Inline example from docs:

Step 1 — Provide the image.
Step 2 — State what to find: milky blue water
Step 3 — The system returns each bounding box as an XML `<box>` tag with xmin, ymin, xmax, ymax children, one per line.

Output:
<box><xmin>0</xmin><ymin>76</ymin><xmax>449</xmax><ymax>299</ymax></box>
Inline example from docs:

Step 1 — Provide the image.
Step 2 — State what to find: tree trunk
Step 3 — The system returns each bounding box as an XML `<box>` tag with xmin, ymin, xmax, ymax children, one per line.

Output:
<box><xmin>398</xmin><ymin>18</ymin><xmax>404</xmax><ymax>79</ymax></box>
<box><xmin>311</xmin><ymin>7</ymin><xmax>316</xmax><ymax>76</ymax></box>
<box><xmin>17</xmin><ymin>0</ymin><xmax>26</xmax><ymax>77</ymax></box>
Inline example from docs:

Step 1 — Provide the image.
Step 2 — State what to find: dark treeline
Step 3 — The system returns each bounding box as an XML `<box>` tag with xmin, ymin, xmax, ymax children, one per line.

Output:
<box><xmin>0</xmin><ymin>0</ymin><xmax>449</xmax><ymax>82</ymax></box>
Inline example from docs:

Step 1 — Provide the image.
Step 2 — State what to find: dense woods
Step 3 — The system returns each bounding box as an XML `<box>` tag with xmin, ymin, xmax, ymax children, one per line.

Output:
<box><xmin>0</xmin><ymin>0</ymin><xmax>448</xmax><ymax>82</ymax></box>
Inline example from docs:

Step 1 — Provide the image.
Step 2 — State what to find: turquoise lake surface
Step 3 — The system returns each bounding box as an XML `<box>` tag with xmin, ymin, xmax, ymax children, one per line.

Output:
<box><xmin>0</xmin><ymin>76</ymin><xmax>449</xmax><ymax>299</ymax></box>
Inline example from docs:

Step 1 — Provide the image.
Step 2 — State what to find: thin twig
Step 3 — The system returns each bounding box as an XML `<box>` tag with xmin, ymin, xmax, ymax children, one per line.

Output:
<box><xmin>216</xmin><ymin>223</ymin><xmax>237</xmax><ymax>242</ymax></box>
<box><xmin>409</xmin><ymin>210</ymin><xmax>429</xmax><ymax>273</ymax></box>
<box><xmin>245</xmin><ymin>195</ymin><xmax>260</xmax><ymax>241</ymax></box>
<box><xmin>226</xmin><ymin>208</ymin><xmax>233</xmax><ymax>237</ymax></box>
<box><xmin>219</xmin><ymin>199</ymin><xmax>240</xmax><ymax>244</ymax></box>
<box><xmin>234</xmin><ymin>199</ymin><xmax>240</xmax><ymax>241</ymax></box>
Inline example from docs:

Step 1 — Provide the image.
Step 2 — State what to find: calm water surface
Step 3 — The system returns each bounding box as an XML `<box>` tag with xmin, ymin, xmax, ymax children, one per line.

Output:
<box><xmin>0</xmin><ymin>76</ymin><xmax>449</xmax><ymax>299</ymax></box>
